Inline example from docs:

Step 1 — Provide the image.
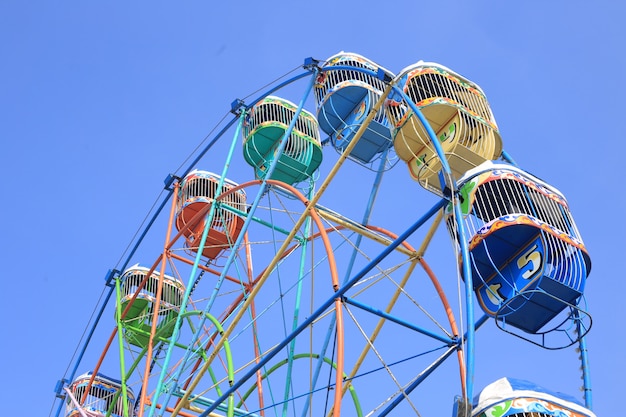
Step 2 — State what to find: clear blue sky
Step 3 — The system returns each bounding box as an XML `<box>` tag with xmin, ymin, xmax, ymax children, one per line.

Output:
<box><xmin>1</xmin><ymin>1</ymin><xmax>623</xmax><ymax>416</ymax></box>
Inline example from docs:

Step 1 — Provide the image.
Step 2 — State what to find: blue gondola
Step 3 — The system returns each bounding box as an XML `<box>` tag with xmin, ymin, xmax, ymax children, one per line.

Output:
<box><xmin>242</xmin><ymin>96</ymin><xmax>322</xmax><ymax>185</ymax></box>
<box><xmin>314</xmin><ymin>52</ymin><xmax>395</xmax><ymax>164</ymax></box>
<box><xmin>447</xmin><ymin>162</ymin><xmax>591</xmax><ymax>334</ymax></box>
<box><xmin>66</xmin><ymin>372</ymin><xmax>135</xmax><ymax>417</ymax></box>
<box><xmin>469</xmin><ymin>377</ymin><xmax>596</xmax><ymax>417</ymax></box>
<box><xmin>385</xmin><ymin>62</ymin><xmax>502</xmax><ymax>194</ymax></box>
<box><xmin>117</xmin><ymin>265</ymin><xmax>185</xmax><ymax>348</ymax></box>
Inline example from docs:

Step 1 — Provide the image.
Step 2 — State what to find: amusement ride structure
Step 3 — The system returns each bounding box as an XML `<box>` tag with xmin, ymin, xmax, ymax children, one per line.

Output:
<box><xmin>52</xmin><ymin>52</ymin><xmax>596</xmax><ymax>417</ymax></box>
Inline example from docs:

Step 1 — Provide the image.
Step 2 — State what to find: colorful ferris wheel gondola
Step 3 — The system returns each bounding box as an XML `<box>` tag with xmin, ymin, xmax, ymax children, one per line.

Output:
<box><xmin>447</xmin><ymin>162</ymin><xmax>591</xmax><ymax>340</ymax></box>
<box><xmin>175</xmin><ymin>170</ymin><xmax>247</xmax><ymax>260</ymax></box>
<box><xmin>65</xmin><ymin>372</ymin><xmax>136</xmax><ymax>417</ymax></box>
<box><xmin>242</xmin><ymin>95</ymin><xmax>323</xmax><ymax>185</ymax></box>
<box><xmin>314</xmin><ymin>52</ymin><xmax>395</xmax><ymax>164</ymax></box>
<box><xmin>470</xmin><ymin>377</ymin><xmax>597</xmax><ymax>417</ymax></box>
<box><xmin>116</xmin><ymin>264</ymin><xmax>185</xmax><ymax>348</ymax></box>
<box><xmin>385</xmin><ymin>62</ymin><xmax>503</xmax><ymax>194</ymax></box>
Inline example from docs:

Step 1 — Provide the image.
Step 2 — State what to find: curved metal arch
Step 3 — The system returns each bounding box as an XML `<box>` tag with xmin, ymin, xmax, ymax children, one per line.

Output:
<box><xmin>236</xmin><ymin>353</ymin><xmax>363</xmax><ymax>417</ymax></box>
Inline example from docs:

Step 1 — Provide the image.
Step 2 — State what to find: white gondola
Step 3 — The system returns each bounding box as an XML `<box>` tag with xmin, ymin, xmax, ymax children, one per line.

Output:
<box><xmin>469</xmin><ymin>377</ymin><xmax>596</xmax><ymax>417</ymax></box>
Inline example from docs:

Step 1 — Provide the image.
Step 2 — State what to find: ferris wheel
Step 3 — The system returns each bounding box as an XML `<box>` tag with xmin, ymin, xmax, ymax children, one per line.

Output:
<box><xmin>53</xmin><ymin>52</ymin><xmax>596</xmax><ymax>417</ymax></box>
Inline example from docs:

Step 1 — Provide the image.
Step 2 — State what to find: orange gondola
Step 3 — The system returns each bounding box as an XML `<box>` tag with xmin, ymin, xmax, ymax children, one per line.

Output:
<box><xmin>175</xmin><ymin>170</ymin><xmax>247</xmax><ymax>260</ymax></box>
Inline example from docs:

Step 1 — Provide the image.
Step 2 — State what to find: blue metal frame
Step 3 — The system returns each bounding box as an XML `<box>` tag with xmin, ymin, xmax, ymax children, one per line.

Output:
<box><xmin>196</xmin><ymin>198</ymin><xmax>448</xmax><ymax>417</ymax></box>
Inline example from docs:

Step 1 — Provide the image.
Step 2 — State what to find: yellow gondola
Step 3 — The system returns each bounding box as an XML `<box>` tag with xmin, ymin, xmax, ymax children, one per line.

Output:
<box><xmin>385</xmin><ymin>62</ymin><xmax>502</xmax><ymax>194</ymax></box>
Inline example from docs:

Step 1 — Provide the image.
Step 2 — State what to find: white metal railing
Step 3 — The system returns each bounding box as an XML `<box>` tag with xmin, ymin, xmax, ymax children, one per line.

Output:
<box><xmin>243</xmin><ymin>98</ymin><xmax>320</xmax><ymax>143</ymax></box>
<box><xmin>119</xmin><ymin>267</ymin><xmax>184</xmax><ymax>315</ymax></box>
<box><xmin>386</xmin><ymin>66</ymin><xmax>497</xmax><ymax>130</ymax></box>
<box><xmin>176</xmin><ymin>171</ymin><xmax>247</xmax><ymax>232</ymax></box>
<box><xmin>66</xmin><ymin>374</ymin><xmax>135</xmax><ymax>417</ymax></box>
<box><xmin>314</xmin><ymin>54</ymin><xmax>389</xmax><ymax>102</ymax></box>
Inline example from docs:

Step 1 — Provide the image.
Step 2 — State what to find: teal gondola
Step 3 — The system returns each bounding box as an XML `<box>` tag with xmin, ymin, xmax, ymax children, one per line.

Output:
<box><xmin>242</xmin><ymin>96</ymin><xmax>322</xmax><ymax>185</ymax></box>
<box><xmin>446</xmin><ymin>162</ymin><xmax>591</xmax><ymax>334</ymax></box>
<box><xmin>314</xmin><ymin>52</ymin><xmax>395</xmax><ymax>164</ymax></box>
<box><xmin>66</xmin><ymin>372</ymin><xmax>135</xmax><ymax>417</ymax></box>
